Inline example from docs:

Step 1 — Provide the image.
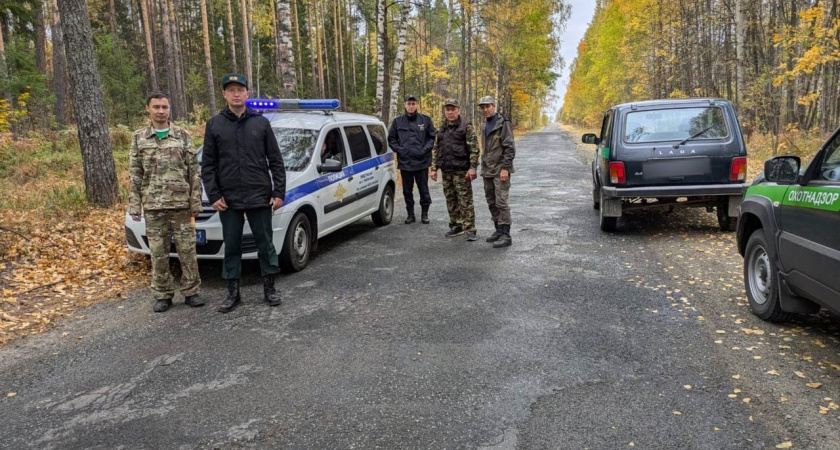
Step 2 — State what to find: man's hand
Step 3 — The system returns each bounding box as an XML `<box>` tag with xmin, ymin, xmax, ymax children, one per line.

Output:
<box><xmin>466</xmin><ymin>169</ymin><xmax>477</xmax><ymax>182</ymax></box>
<box><xmin>270</xmin><ymin>197</ymin><xmax>284</xmax><ymax>211</ymax></box>
<box><xmin>131</xmin><ymin>213</ymin><xmax>141</xmax><ymax>222</ymax></box>
<box><xmin>212</xmin><ymin>197</ymin><xmax>228</xmax><ymax>212</ymax></box>
<box><xmin>191</xmin><ymin>211</ymin><xmax>200</xmax><ymax>218</ymax></box>
<box><xmin>430</xmin><ymin>169</ymin><xmax>438</xmax><ymax>182</ymax></box>
<box><xmin>500</xmin><ymin>169</ymin><xmax>509</xmax><ymax>183</ymax></box>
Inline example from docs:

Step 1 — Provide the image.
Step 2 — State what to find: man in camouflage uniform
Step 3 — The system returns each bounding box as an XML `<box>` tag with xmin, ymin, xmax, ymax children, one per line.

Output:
<box><xmin>429</xmin><ymin>98</ymin><xmax>479</xmax><ymax>241</ymax></box>
<box><xmin>129</xmin><ymin>92</ymin><xmax>203</xmax><ymax>313</ymax></box>
<box><xmin>478</xmin><ymin>95</ymin><xmax>516</xmax><ymax>248</ymax></box>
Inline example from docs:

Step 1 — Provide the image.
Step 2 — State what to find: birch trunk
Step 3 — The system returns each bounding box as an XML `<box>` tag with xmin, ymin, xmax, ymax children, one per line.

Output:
<box><xmin>734</xmin><ymin>0</ymin><xmax>744</xmax><ymax>105</ymax></box>
<box><xmin>387</xmin><ymin>0</ymin><xmax>410</xmax><ymax>122</ymax></box>
<box><xmin>0</xmin><ymin>14</ymin><xmax>10</xmax><ymax>109</ymax></box>
<box><xmin>200</xmin><ymin>0</ymin><xmax>217</xmax><ymax>112</ymax></box>
<box><xmin>374</xmin><ymin>0</ymin><xmax>386</xmax><ymax>120</ymax></box>
<box><xmin>275</xmin><ymin>0</ymin><xmax>297</xmax><ymax>98</ymax></box>
<box><xmin>291</xmin><ymin>0</ymin><xmax>304</xmax><ymax>95</ymax></box>
<box><xmin>306</xmin><ymin>0</ymin><xmax>318</xmax><ymax>96</ymax></box>
<box><xmin>57</xmin><ymin>0</ymin><xmax>119</xmax><ymax>207</ymax></box>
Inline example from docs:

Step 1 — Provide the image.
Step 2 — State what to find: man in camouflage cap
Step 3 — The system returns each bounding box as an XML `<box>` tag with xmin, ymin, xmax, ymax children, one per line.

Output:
<box><xmin>129</xmin><ymin>92</ymin><xmax>203</xmax><ymax>313</ymax></box>
<box><xmin>477</xmin><ymin>95</ymin><xmax>516</xmax><ymax>248</ymax></box>
<box><xmin>429</xmin><ymin>98</ymin><xmax>479</xmax><ymax>241</ymax></box>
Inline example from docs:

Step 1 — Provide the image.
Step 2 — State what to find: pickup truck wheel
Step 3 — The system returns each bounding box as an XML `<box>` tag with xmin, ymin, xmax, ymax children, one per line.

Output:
<box><xmin>599</xmin><ymin>189</ymin><xmax>618</xmax><ymax>232</ymax></box>
<box><xmin>279</xmin><ymin>212</ymin><xmax>312</xmax><ymax>272</ymax></box>
<box><xmin>371</xmin><ymin>185</ymin><xmax>394</xmax><ymax>226</ymax></box>
<box><xmin>744</xmin><ymin>229</ymin><xmax>789</xmax><ymax>322</ymax></box>
<box><xmin>717</xmin><ymin>199</ymin><xmax>737</xmax><ymax>232</ymax></box>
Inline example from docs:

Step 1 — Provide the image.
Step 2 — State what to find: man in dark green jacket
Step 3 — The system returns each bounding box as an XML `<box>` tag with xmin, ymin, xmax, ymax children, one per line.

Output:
<box><xmin>202</xmin><ymin>73</ymin><xmax>286</xmax><ymax>313</ymax></box>
<box><xmin>478</xmin><ymin>95</ymin><xmax>516</xmax><ymax>248</ymax></box>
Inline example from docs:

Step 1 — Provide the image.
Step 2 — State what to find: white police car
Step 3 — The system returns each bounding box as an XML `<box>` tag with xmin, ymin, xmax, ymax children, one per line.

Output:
<box><xmin>125</xmin><ymin>99</ymin><xmax>396</xmax><ymax>271</ymax></box>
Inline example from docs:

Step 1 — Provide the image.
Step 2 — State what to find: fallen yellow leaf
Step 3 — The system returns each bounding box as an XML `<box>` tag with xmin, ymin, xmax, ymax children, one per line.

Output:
<box><xmin>776</xmin><ymin>441</ymin><xmax>793</xmax><ymax>449</ymax></box>
<box><xmin>5</xmin><ymin>392</ymin><xmax>15</xmax><ymax>397</ymax></box>
<box><xmin>673</xmin><ymin>411</ymin><xmax>682</xmax><ymax>415</ymax></box>
<box><xmin>806</xmin><ymin>383</ymin><xmax>822</xmax><ymax>389</ymax></box>
<box><xmin>766</xmin><ymin>370</ymin><xmax>780</xmax><ymax>376</ymax></box>
<box><xmin>794</xmin><ymin>371</ymin><xmax>806</xmax><ymax>379</ymax></box>
<box><xmin>683</xmin><ymin>385</ymin><xmax>692</xmax><ymax>390</ymax></box>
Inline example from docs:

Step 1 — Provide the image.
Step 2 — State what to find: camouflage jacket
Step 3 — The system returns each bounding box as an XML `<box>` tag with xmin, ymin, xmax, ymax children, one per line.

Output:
<box><xmin>479</xmin><ymin>113</ymin><xmax>516</xmax><ymax>177</ymax></box>
<box><xmin>431</xmin><ymin>117</ymin><xmax>479</xmax><ymax>172</ymax></box>
<box><xmin>128</xmin><ymin>124</ymin><xmax>202</xmax><ymax>215</ymax></box>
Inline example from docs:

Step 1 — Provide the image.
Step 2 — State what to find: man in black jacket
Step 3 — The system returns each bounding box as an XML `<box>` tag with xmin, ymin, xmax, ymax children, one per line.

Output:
<box><xmin>201</xmin><ymin>73</ymin><xmax>286</xmax><ymax>313</ymax></box>
<box><xmin>388</xmin><ymin>95</ymin><xmax>436</xmax><ymax>224</ymax></box>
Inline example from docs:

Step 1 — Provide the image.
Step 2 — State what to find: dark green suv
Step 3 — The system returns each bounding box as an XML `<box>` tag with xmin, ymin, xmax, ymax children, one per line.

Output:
<box><xmin>737</xmin><ymin>127</ymin><xmax>840</xmax><ymax>321</ymax></box>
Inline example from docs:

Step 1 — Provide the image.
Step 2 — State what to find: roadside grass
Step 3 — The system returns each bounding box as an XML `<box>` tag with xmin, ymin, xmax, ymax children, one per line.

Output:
<box><xmin>0</xmin><ymin>122</ymin><xmax>205</xmax><ymax>345</ymax></box>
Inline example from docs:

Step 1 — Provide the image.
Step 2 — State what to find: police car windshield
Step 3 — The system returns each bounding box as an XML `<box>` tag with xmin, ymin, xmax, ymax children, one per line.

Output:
<box><xmin>273</xmin><ymin>128</ymin><xmax>317</xmax><ymax>171</ymax></box>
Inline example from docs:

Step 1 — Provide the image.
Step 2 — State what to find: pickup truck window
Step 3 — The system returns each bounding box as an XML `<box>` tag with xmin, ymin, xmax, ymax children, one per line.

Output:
<box><xmin>624</xmin><ymin>107</ymin><xmax>728</xmax><ymax>144</ymax></box>
<box><xmin>819</xmin><ymin>134</ymin><xmax>840</xmax><ymax>181</ymax></box>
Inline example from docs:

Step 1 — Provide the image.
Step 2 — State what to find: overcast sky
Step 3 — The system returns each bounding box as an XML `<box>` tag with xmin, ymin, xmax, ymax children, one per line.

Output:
<box><xmin>551</xmin><ymin>0</ymin><xmax>597</xmax><ymax>115</ymax></box>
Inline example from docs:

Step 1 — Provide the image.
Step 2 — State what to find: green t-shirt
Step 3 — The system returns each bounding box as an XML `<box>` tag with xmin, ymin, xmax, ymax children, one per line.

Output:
<box><xmin>154</xmin><ymin>128</ymin><xmax>169</xmax><ymax>140</ymax></box>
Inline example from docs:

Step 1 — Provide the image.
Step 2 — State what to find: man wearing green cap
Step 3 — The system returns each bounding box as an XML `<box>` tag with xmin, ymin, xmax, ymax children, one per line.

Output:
<box><xmin>201</xmin><ymin>73</ymin><xmax>286</xmax><ymax>313</ymax></box>
<box><xmin>477</xmin><ymin>95</ymin><xmax>516</xmax><ymax>248</ymax></box>
<box><xmin>429</xmin><ymin>98</ymin><xmax>479</xmax><ymax>241</ymax></box>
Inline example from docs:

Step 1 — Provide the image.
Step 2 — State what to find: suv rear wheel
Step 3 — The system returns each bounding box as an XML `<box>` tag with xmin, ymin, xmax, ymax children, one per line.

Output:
<box><xmin>717</xmin><ymin>198</ymin><xmax>737</xmax><ymax>232</ymax></box>
<box><xmin>599</xmin><ymin>189</ymin><xmax>618</xmax><ymax>231</ymax></box>
<box><xmin>744</xmin><ymin>229</ymin><xmax>789</xmax><ymax>322</ymax></box>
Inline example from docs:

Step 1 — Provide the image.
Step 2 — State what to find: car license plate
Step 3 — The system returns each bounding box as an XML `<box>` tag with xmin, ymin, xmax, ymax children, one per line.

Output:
<box><xmin>171</xmin><ymin>230</ymin><xmax>206</xmax><ymax>244</ymax></box>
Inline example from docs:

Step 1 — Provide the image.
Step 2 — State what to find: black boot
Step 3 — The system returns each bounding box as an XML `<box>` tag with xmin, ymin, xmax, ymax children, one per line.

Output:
<box><xmin>153</xmin><ymin>299</ymin><xmax>172</xmax><ymax>313</ymax></box>
<box><xmin>421</xmin><ymin>205</ymin><xmax>430</xmax><ymax>224</ymax></box>
<box><xmin>405</xmin><ymin>214</ymin><xmax>416</xmax><ymax>224</ymax></box>
<box><xmin>184</xmin><ymin>294</ymin><xmax>204</xmax><ymax>307</ymax></box>
<box><xmin>486</xmin><ymin>222</ymin><xmax>502</xmax><ymax>243</ymax></box>
<box><xmin>493</xmin><ymin>225</ymin><xmax>512</xmax><ymax>248</ymax></box>
<box><xmin>264</xmin><ymin>275</ymin><xmax>282</xmax><ymax>306</ymax></box>
<box><xmin>217</xmin><ymin>279</ymin><xmax>241</xmax><ymax>313</ymax></box>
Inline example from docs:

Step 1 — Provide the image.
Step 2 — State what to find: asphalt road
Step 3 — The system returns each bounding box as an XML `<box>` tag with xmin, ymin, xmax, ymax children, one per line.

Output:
<box><xmin>2</xmin><ymin>124</ymin><xmax>839</xmax><ymax>449</ymax></box>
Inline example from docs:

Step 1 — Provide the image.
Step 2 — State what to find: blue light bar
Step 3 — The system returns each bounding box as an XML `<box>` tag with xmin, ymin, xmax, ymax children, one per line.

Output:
<box><xmin>246</xmin><ymin>99</ymin><xmax>340</xmax><ymax>111</ymax></box>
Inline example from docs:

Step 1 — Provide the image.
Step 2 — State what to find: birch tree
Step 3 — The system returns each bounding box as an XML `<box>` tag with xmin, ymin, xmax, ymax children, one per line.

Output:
<box><xmin>387</xmin><ymin>0</ymin><xmax>410</xmax><ymax>122</ymax></box>
<box><xmin>275</xmin><ymin>0</ymin><xmax>297</xmax><ymax>98</ymax></box>
<box><xmin>374</xmin><ymin>0</ymin><xmax>386</xmax><ymax>119</ymax></box>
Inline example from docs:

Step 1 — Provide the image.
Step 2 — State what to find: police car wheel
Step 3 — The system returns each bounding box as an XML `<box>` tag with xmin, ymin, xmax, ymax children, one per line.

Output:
<box><xmin>280</xmin><ymin>213</ymin><xmax>312</xmax><ymax>272</ymax></box>
<box><xmin>744</xmin><ymin>229</ymin><xmax>789</xmax><ymax>322</ymax></box>
<box><xmin>372</xmin><ymin>185</ymin><xmax>394</xmax><ymax>226</ymax></box>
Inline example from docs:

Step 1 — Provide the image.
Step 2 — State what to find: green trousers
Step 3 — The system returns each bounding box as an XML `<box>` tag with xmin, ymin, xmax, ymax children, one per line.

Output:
<box><xmin>219</xmin><ymin>207</ymin><xmax>280</xmax><ymax>279</ymax></box>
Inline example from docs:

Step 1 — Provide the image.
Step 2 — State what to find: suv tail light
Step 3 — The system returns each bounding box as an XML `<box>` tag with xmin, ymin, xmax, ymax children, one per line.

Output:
<box><xmin>730</xmin><ymin>157</ymin><xmax>747</xmax><ymax>182</ymax></box>
<box><xmin>609</xmin><ymin>162</ymin><xmax>626</xmax><ymax>184</ymax></box>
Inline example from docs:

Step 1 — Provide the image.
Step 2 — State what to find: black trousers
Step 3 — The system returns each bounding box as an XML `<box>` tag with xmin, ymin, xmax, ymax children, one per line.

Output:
<box><xmin>400</xmin><ymin>169</ymin><xmax>432</xmax><ymax>215</ymax></box>
<box><xmin>219</xmin><ymin>206</ymin><xmax>280</xmax><ymax>279</ymax></box>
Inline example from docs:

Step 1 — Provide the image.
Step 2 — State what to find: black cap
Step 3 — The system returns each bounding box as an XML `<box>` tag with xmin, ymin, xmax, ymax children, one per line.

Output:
<box><xmin>221</xmin><ymin>73</ymin><xmax>249</xmax><ymax>89</ymax></box>
<box><xmin>404</xmin><ymin>95</ymin><xmax>418</xmax><ymax>102</ymax></box>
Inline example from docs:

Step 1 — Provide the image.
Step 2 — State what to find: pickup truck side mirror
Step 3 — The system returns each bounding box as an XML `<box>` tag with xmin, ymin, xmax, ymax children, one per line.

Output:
<box><xmin>582</xmin><ymin>133</ymin><xmax>600</xmax><ymax>145</ymax></box>
<box><xmin>764</xmin><ymin>156</ymin><xmax>800</xmax><ymax>184</ymax></box>
<box><xmin>318</xmin><ymin>159</ymin><xmax>343</xmax><ymax>173</ymax></box>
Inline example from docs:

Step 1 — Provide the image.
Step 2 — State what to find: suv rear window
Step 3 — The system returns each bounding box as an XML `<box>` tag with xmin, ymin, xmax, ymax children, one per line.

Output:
<box><xmin>624</xmin><ymin>107</ymin><xmax>728</xmax><ymax>143</ymax></box>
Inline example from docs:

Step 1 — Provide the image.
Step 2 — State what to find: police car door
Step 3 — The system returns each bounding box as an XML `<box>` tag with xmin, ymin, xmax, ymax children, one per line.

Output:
<box><xmin>366</xmin><ymin>123</ymin><xmax>391</xmax><ymax>202</ymax></box>
<box><xmin>317</xmin><ymin>127</ymin><xmax>355</xmax><ymax>231</ymax></box>
<box><xmin>779</xmin><ymin>131</ymin><xmax>840</xmax><ymax>305</ymax></box>
<box><xmin>344</xmin><ymin>125</ymin><xmax>380</xmax><ymax>213</ymax></box>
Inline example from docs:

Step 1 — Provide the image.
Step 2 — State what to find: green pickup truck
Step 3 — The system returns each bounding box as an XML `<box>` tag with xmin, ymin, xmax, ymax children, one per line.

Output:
<box><xmin>737</xmin><ymin>127</ymin><xmax>840</xmax><ymax>321</ymax></box>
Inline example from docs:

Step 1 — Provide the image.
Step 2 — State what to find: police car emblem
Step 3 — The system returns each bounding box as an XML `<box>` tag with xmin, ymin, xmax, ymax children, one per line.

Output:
<box><xmin>334</xmin><ymin>183</ymin><xmax>347</xmax><ymax>202</ymax></box>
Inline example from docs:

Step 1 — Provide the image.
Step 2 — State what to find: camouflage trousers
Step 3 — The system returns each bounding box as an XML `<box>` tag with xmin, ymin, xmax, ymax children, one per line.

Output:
<box><xmin>483</xmin><ymin>175</ymin><xmax>512</xmax><ymax>226</ymax></box>
<box><xmin>442</xmin><ymin>170</ymin><xmax>476</xmax><ymax>232</ymax></box>
<box><xmin>145</xmin><ymin>209</ymin><xmax>201</xmax><ymax>300</ymax></box>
